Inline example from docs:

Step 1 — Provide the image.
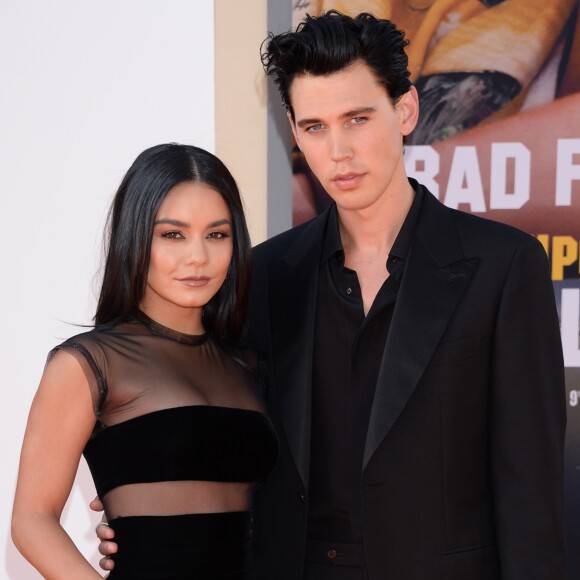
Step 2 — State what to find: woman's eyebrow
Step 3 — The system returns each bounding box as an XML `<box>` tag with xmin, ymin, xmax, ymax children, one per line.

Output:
<box><xmin>154</xmin><ymin>218</ymin><xmax>189</xmax><ymax>227</ymax></box>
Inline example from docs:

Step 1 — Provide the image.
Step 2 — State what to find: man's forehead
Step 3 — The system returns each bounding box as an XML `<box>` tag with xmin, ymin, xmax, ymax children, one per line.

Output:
<box><xmin>289</xmin><ymin>62</ymin><xmax>390</xmax><ymax>115</ymax></box>
<box><xmin>291</xmin><ymin>81</ymin><xmax>389</xmax><ymax>122</ymax></box>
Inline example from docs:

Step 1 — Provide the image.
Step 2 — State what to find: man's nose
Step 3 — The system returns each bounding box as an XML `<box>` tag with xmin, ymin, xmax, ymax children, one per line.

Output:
<box><xmin>329</xmin><ymin>130</ymin><xmax>353</xmax><ymax>162</ymax></box>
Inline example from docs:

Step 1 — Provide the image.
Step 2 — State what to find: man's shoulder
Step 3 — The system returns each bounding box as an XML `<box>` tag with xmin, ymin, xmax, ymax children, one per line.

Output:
<box><xmin>454</xmin><ymin>207</ymin><xmax>542</xmax><ymax>255</ymax></box>
<box><xmin>254</xmin><ymin>220</ymin><xmax>313</xmax><ymax>250</ymax></box>
<box><xmin>422</xmin><ymin>188</ymin><xmax>541</xmax><ymax>252</ymax></box>
<box><xmin>252</xmin><ymin>213</ymin><xmax>324</xmax><ymax>261</ymax></box>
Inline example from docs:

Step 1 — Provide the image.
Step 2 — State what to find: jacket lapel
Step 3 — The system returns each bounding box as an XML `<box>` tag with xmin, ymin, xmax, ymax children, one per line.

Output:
<box><xmin>269</xmin><ymin>209</ymin><xmax>330</xmax><ymax>489</ymax></box>
<box><xmin>363</xmin><ymin>191</ymin><xmax>479</xmax><ymax>469</ymax></box>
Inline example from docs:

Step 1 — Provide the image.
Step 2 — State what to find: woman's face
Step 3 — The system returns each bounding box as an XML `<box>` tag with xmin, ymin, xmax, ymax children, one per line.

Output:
<box><xmin>140</xmin><ymin>181</ymin><xmax>233</xmax><ymax>328</ymax></box>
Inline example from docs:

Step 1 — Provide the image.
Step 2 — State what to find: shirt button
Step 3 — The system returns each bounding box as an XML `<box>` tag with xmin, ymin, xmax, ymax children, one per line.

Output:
<box><xmin>346</xmin><ymin>287</ymin><xmax>353</xmax><ymax>295</ymax></box>
<box><xmin>297</xmin><ymin>492</ymin><xmax>306</xmax><ymax>503</ymax></box>
<box><xmin>326</xmin><ymin>548</ymin><xmax>337</xmax><ymax>560</ymax></box>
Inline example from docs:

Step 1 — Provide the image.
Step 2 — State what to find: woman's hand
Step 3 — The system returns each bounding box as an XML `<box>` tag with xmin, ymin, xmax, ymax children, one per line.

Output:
<box><xmin>90</xmin><ymin>498</ymin><xmax>117</xmax><ymax>572</ymax></box>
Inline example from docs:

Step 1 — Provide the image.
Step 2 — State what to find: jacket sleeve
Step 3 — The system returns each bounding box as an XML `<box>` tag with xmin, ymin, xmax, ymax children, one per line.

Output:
<box><xmin>489</xmin><ymin>235</ymin><xmax>567</xmax><ymax>579</ymax></box>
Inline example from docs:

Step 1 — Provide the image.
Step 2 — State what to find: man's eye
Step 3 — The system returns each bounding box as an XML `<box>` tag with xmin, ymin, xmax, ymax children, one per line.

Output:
<box><xmin>350</xmin><ymin>117</ymin><xmax>367</xmax><ymax>125</ymax></box>
<box><xmin>306</xmin><ymin>124</ymin><xmax>325</xmax><ymax>133</ymax></box>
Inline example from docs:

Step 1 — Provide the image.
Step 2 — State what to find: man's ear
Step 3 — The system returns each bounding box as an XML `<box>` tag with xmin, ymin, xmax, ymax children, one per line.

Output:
<box><xmin>287</xmin><ymin>111</ymin><xmax>300</xmax><ymax>148</ymax></box>
<box><xmin>399</xmin><ymin>86</ymin><xmax>419</xmax><ymax>137</ymax></box>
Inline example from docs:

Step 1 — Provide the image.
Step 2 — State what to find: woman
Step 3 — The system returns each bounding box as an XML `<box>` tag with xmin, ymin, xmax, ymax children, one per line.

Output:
<box><xmin>12</xmin><ymin>143</ymin><xmax>279</xmax><ymax>579</ymax></box>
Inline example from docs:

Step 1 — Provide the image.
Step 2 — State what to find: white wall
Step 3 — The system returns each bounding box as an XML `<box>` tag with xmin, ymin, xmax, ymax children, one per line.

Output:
<box><xmin>0</xmin><ymin>1</ymin><xmax>215</xmax><ymax>577</ymax></box>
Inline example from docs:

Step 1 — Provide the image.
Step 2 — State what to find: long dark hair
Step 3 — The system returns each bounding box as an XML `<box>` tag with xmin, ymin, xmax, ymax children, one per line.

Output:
<box><xmin>261</xmin><ymin>10</ymin><xmax>411</xmax><ymax>120</ymax></box>
<box><xmin>95</xmin><ymin>143</ymin><xmax>252</xmax><ymax>344</ymax></box>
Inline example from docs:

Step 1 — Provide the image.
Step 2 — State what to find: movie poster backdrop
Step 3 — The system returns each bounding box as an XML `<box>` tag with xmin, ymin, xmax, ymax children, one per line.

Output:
<box><xmin>291</xmin><ymin>1</ymin><xmax>580</xmax><ymax>576</ymax></box>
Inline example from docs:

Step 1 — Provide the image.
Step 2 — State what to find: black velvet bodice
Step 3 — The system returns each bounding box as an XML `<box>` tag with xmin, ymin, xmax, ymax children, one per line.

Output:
<box><xmin>84</xmin><ymin>405</ymin><xmax>278</xmax><ymax>498</ymax></box>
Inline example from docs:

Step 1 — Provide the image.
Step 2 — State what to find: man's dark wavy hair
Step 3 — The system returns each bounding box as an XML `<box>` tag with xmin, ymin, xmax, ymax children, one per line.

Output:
<box><xmin>261</xmin><ymin>10</ymin><xmax>412</xmax><ymax>120</ymax></box>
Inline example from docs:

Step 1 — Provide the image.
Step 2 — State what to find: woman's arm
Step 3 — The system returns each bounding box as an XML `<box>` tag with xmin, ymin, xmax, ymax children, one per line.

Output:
<box><xmin>12</xmin><ymin>350</ymin><xmax>102</xmax><ymax>579</ymax></box>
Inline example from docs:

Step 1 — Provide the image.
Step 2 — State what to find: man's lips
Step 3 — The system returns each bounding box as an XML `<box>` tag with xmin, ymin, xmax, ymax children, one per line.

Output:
<box><xmin>177</xmin><ymin>276</ymin><xmax>210</xmax><ymax>287</ymax></box>
<box><xmin>332</xmin><ymin>172</ymin><xmax>364</xmax><ymax>190</ymax></box>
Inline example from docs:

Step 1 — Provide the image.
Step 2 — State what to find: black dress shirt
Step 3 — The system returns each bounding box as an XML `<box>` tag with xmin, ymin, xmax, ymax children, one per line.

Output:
<box><xmin>307</xmin><ymin>186</ymin><xmax>423</xmax><ymax>545</ymax></box>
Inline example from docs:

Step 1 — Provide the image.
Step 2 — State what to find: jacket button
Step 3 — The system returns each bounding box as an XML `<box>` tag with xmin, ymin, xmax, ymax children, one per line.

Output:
<box><xmin>326</xmin><ymin>548</ymin><xmax>337</xmax><ymax>560</ymax></box>
<box><xmin>297</xmin><ymin>492</ymin><xmax>306</xmax><ymax>503</ymax></box>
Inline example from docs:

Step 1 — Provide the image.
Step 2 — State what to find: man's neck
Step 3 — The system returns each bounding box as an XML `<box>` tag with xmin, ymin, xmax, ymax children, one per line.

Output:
<box><xmin>337</xmin><ymin>179</ymin><xmax>415</xmax><ymax>257</ymax></box>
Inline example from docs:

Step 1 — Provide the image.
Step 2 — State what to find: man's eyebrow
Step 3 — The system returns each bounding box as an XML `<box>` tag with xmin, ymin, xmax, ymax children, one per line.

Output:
<box><xmin>297</xmin><ymin>117</ymin><xmax>322</xmax><ymax>129</ymax></box>
<box><xmin>296</xmin><ymin>107</ymin><xmax>376</xmax><ymax>129</ymax></box>
<box><xmin>339</xmin><ymin>106</ymin><xmax>376</xmax><ymax>120</ymax></box>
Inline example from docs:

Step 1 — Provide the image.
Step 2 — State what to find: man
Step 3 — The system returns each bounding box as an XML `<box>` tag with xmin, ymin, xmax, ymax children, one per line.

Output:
<box><xmin>248</xmin><ymin>11</ymin><xmax>566</xmax><ymax>579</ymax></box>
<box><xmin>97</xmin><ymin>11</ymin><xmax>566</xmax><ymax>579</ymax></box>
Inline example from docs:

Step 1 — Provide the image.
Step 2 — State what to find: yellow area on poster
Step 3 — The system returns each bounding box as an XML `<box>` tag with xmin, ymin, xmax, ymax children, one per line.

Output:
<box><xmin>537</xmin><ymin>235</ymin><xmax>579</xmax><ymax>280</ymax></box>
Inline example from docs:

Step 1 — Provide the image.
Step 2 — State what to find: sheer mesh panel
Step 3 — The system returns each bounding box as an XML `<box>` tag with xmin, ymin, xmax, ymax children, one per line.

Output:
<box><xmin>52</xmin><ymin>314</ymin><xmax>266</xmax><ymax>428</ymax></box>
<box><xmin>103</xmin><ymin>481</ymin><xmax>254</xmax><ymax>519</ymax></box>
<box><xmin>47</xmin><ymin>311</ymin><xmax>277</xmax><ymax>521</ymax></box>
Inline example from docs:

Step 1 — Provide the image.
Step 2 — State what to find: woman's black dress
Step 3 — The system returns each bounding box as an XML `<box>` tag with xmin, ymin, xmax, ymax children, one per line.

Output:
<box><xmin>49</xmin><ymin>310</ymin><xmax>278</xmax><ymax>579</ymax></box>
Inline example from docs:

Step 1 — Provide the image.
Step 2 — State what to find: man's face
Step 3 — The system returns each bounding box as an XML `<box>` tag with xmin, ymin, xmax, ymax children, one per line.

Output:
<box><xmin>288</xmin><ymin>60</ymin><xmax>418</xmax><ymax>214</ymax></box>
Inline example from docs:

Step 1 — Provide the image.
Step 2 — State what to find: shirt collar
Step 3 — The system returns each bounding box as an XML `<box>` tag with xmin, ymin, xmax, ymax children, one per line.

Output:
<box><xmin>321</xmin><ymin>179</ymin><xmax>424</xmax><ymax>264</ymax></box>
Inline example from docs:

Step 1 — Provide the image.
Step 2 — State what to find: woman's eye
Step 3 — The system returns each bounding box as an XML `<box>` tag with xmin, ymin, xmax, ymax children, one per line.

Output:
<box><xmin>161</xmin><ymin>231</ymin><xmax>184</xmax><ymax>240</ymax></box>
<box><xmin>207</xmin><ymin>231</ymin><xmax>231</xmax><ymax>240</ymax></box>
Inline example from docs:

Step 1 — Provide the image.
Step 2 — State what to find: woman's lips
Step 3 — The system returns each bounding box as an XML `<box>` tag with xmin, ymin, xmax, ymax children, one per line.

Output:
<box><xmin>177</xmin><ymin>276</ymin><xmax>210</xmax><ymax>287</ymax></box>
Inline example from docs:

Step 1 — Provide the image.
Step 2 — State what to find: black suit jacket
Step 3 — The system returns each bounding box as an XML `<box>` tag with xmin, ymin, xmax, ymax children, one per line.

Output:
<box><xmin>245</xmin><ymin>182</ymin><xmax>566</xmax><ymax>579</ymax></box>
